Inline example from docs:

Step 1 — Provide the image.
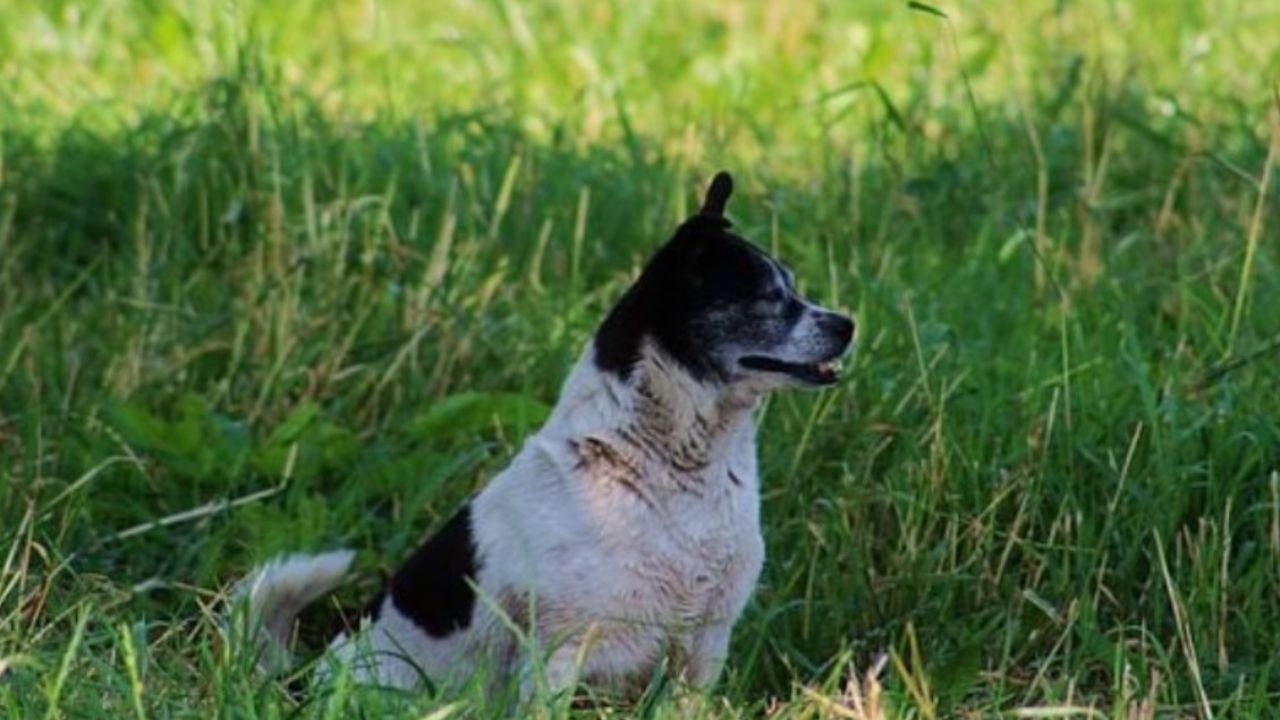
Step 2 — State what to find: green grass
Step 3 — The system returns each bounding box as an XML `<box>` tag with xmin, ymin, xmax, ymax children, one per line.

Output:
<box><xmin>3</xmin><ymin>0</ymin><xmax>1280</xmax><ymax>716</ymax></box>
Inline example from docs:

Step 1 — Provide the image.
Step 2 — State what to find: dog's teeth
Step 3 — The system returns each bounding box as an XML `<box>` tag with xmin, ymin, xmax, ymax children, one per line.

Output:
<box><xmin>816</xmin><ymin>360</ymin><xmax>841</xmax><ymax>375</ymax></box>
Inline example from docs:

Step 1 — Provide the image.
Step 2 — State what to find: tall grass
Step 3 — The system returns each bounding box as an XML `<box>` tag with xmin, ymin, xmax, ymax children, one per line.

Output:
<box><xmin>2</xmin><ymin>0</ymin><xmax>1279</xmax><ymax>716</ymax></box>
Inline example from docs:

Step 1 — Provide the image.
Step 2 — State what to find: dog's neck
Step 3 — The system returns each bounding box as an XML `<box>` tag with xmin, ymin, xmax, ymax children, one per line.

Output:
<box><xmin>620</xmin><ymin>344</ymin><xmax>759</xmax><ymax>471</ymax></box>
<box><xmin>549</xmin><ymin>341</ymin><xmax>760</xmax><ymax>474</ymax></box>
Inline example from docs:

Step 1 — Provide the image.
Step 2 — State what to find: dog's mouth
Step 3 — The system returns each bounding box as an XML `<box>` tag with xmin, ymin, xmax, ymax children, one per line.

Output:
<box><xmin>739</xmin><ymin>354</ymin><xmax>845</xmax><ymax>385</ymax></box>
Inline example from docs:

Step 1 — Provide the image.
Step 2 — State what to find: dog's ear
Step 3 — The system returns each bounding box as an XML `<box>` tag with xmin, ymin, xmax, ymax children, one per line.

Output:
<box><xmin>699</xmin><ymin>171</ymin><xmax>733</xmax><ymax>219</ymax></box>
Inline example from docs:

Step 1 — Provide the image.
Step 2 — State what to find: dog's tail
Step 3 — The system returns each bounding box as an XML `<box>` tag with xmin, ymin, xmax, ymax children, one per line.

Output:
<box><xmin>232</xmin><ymin>550</ymin><xmax>356</xmax><ymax>674</ymax></box>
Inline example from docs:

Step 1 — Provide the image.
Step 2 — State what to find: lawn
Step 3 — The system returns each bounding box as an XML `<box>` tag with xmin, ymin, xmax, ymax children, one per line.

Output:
<box><xmin>2</xmin><ymin>0</ymin><xmax>1280</xmax><ymax>716</ymax></box>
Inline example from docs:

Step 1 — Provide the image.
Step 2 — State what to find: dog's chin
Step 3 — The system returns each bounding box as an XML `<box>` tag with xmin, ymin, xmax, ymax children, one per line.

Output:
<box><xmin>738</xmin><ymin>354</ymin><xmax>845</xmax><ymax>387</ymax></box>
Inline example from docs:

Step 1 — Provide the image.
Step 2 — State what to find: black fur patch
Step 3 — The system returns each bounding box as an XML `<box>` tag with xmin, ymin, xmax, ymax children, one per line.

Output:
<box><xmin>700</xmin><ymin>171</ymin><xmax>733</xmax><ymax>217</ymax></box>
<box><xmin>594</xmin><ymin>174</ymin><xmax>779</xmax><ymax>381</ymax></box>
<box><xmin>388</xmin><ymin>504</ymin><xmax>481</xmax><ymax>638</ymax></box>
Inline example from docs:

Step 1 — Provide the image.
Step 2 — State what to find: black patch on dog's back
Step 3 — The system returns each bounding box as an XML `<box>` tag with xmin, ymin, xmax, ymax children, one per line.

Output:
<box><xmin>388</xmin><ymin>503</ymin><xmax>480</xmax><ymax>638</ymax></box>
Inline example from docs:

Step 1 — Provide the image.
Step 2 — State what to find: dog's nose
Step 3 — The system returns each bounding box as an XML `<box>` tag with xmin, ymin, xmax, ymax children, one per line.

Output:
<box><xmin>821</xmin><ymin>313</ymin><xmax>855</xmax><ymax>347</ymax></box>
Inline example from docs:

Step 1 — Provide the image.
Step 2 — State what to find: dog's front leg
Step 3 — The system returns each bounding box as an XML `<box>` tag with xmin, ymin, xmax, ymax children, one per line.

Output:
<box><xmin>517</xmin><ymin>641</ymin><xmax>584</xmax><ymax>702</ymax></box>
<box><xmin>681</xmin><ymin>619</ymin><xmax>733</xmax><ymax>690</ymax></box>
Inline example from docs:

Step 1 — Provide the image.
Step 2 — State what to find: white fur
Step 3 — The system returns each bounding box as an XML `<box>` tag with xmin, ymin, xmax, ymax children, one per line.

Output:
<box><xmin>242</xmin><ymin>338</ymin><xmax>778</xmax><ymax>697</ymax></box>
<box><xmin>234</xmin><ymin>549</ymin><xmax>356</xmax><ymax>674</ymax></box>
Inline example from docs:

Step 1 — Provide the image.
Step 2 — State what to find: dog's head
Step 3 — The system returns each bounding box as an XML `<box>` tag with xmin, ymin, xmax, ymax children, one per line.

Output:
<box><xmin>594</xmin><ymin>171</ymin><xmax>855</xmax><ymax>391</ymax></box>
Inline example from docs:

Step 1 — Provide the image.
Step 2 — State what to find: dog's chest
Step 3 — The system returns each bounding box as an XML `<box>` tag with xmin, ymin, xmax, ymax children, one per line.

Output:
<box><xmin>603</xmin><ymin>456</ymin><xmax>763</xmax><ymax>621</ymax></box>
<box><xmin>642</xmin><ymin>498</ymin><xmax>754</xmax><ymax>613</ymax></box>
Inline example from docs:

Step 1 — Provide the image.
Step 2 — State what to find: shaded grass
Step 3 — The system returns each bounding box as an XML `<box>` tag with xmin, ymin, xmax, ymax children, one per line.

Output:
<box><xmin>3</xmin><ymin>0</ymin><xmax>1280</xmax><ymax>717</ymax></box>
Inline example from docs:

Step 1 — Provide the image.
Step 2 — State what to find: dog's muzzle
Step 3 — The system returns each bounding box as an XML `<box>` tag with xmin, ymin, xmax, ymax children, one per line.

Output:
<box><xmin>740</xmin><ymin>311</ymin><xmax>855</xmax><ymax>386</ymax></box>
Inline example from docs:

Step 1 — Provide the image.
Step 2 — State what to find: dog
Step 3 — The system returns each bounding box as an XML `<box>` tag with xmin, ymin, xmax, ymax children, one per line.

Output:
<box><xmin>236</xmin><ymin>171</ymin><xmax>855</xmax><ymax>699</ymax></box>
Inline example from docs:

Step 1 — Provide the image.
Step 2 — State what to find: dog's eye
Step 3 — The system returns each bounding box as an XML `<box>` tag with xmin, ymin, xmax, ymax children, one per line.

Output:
<box><xmin>760</xmin><ymin>287</ymin><xmax>786</xmax><ymax>303</ymax></box>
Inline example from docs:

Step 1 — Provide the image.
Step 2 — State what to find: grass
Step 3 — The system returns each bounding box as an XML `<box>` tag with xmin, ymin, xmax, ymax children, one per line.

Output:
<box><xmin>2</xmin><ymin>0</ymin><xmax>1280</xmax><ymax>716</ymax></box>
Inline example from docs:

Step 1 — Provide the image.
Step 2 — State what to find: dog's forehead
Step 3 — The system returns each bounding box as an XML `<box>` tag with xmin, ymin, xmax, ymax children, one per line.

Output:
<box><xmin>707</xmin><ymin>233</ymin><xmax>783</xmax><ymax>285</ymax></box>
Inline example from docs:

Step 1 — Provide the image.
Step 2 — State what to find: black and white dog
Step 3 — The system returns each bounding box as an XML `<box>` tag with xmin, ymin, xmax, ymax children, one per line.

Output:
<box><xmin>238</xmin><ymin>172</ymin><xmax>855</xmax><ymax>697</ymax></box>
